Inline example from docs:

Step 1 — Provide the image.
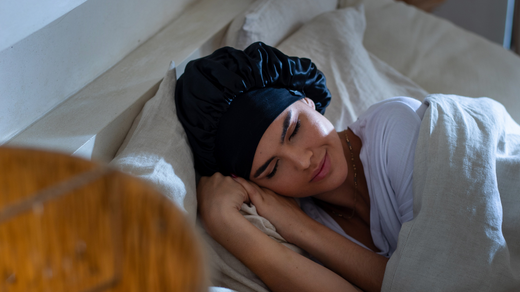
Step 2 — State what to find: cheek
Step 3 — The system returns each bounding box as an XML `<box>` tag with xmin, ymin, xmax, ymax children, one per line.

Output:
<box><xmin>310</xmin><ymin>116</ymin><xmax>335</xmax><ymax>139</ymax></box>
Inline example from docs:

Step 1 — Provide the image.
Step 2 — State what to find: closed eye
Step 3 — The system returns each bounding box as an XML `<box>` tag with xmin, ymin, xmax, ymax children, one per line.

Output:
<box><xmin>289</xmin><ymin>120</ymin><xmax>300</xmax><ymax>140</ymax></box>
<box><xmin>266</xmin><ymin>160</ymin><xmax>279</xmax><ymax>178</ymax></box>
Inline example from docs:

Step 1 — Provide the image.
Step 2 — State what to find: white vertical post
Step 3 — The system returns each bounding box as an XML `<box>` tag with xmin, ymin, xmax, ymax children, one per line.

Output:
<box><xmin>503</xmin><ymin>0</ymin><xmax>516</xmax><ymax>49</ymax></box>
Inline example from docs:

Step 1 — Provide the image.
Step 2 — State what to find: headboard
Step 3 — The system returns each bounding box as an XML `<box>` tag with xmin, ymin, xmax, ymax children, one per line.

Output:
<box><xmin>6</xmin><ymin>0</ymin><xmax>253</xmax><ymax>163</ymax></box>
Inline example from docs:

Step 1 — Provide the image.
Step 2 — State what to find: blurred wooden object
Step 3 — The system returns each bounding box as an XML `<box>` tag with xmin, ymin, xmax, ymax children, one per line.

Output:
<box><xmin>396</xmin><ymin>0</ymin><xmax>447</xmax><ymax>12</ymax></box>
<box><xmin>0</xmin><ymin>147</ymin><xmax>206</xmax><ymax>292</ymax></box>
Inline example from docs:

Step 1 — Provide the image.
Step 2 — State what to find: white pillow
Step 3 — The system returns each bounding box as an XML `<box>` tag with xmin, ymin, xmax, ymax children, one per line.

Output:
<box><xmin>359</xmin><ymin>0</ymin><xmax>520</xmax><ymax>123</ymax></box>
<box><xmin>222</xmin><ymin>0</ymin><xmax>338</xmax><ymax>50</ymax></box>
<box><xmin>277</xmin><ymin>5</ymin><xmax>428</xmax><ymax>129</ymax></box>
<box><xmin>110</xmin><ymin>62</ymin><xmax>197</xmax><ymax>223</ymax></box>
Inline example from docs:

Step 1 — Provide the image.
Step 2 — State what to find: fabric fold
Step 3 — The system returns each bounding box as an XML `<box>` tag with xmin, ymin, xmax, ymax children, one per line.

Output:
<box><xmin>383</xmin><ymin>94</ymin><xmax>520</xmax><ymax>291</ymax></box>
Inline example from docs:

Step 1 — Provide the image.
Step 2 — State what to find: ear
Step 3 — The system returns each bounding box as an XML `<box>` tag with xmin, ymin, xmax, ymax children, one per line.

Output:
<box><xmin>301</xmin><ymin>97</ymin><xmax>316</xmax><ymax>110</ymax></box>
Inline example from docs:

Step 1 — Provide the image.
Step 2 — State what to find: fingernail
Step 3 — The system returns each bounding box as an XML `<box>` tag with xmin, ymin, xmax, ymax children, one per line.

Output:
<box><xmin>230</xmin><ymin>173</ymin><xmax>237</xmax><ymax>178</ymax></box>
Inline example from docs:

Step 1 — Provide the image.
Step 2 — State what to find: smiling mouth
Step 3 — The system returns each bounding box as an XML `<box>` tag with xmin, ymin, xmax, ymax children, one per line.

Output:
<box><xmin>311</xmin><ymin>152</ymin><xmax>330</xmax><ymax>182</ymax></box>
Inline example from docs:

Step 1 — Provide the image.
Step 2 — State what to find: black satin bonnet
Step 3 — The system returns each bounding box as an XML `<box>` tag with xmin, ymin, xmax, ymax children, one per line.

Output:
<box><xmin>174</xmin><ymin>42</ymin><xmax>331</xmax><ymax>178</ymax></box>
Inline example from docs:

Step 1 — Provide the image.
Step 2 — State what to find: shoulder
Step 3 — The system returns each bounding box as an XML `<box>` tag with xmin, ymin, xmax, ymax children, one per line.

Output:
<box><xmin>349</xmin><ymin>97</ymin><xmax>422</xmax><ymax>135</ymax></box>
<box><xmin>352</xmin><ymin>98</ymin><xmax>419</xmax><ymax>227</ymax></box>
<box><xmin>360</xmin><ymin>97</ymin><xmax>421</xmax><ymax>120</ymax></box>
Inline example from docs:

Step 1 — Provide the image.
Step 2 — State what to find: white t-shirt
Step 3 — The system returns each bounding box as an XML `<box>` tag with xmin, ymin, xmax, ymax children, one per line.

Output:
<box><xmin>300</xmin><ymin>97</ymin><xmax>423</xmax><ymax>257</ymax></box>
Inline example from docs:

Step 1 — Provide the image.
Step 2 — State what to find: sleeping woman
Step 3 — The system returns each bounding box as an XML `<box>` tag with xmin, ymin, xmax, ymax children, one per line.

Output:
<box><xmin>175</xmin><ymin>42</ymin><xmax>422</xmax><ymax>292</ymax></box>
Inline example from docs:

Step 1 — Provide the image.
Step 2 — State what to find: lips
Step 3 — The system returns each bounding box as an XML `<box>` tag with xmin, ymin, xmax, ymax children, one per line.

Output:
<box><xmin>311</xmin><ymin>152</ymin><xmax>330</xmax><ymax>182</ymax></box>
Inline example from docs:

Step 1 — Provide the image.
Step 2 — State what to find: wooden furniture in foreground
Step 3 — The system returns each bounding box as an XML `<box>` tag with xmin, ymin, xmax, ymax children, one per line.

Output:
<box><xmin>0</xmin><ymin>147</ymin><xmax>206</xmax><ymax>292</ymax></box>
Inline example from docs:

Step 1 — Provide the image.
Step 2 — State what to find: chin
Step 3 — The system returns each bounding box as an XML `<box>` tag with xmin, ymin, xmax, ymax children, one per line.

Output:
<box><xmin>323</xmin><ymin>153</ymin><xmax>348</xmax><ymax>192</ymax></box>
<box><xmin>301</xmin><ymin>164</ymin><xmax>348</xmax><ymax>198</ymax></box>
<box><xmin>325</xmin><ymin>164</ymin><xmax>348</xmax><ymax>192</ymax></box>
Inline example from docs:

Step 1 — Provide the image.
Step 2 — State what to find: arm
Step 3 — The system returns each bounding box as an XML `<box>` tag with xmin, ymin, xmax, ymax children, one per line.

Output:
<box><xmin>198</xmin><ymin>173</ymin><xmax>358</xmax><ymax>292</ymax></box>
<box><xmin>292</xmin><ymin>213</ymin><xmax>388</xmax><ymax>292</ymax></box>
<box><xmin>232</xmin><ymin>177</ymin><xmax>388</xmax><ymax>292</ymax></box>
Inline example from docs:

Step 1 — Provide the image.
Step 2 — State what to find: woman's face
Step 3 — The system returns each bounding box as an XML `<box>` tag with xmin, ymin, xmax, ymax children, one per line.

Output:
<box><xmin>249</xmin><ymin>98</ymin><xmax>348</xmax><ymax>198</ymax></box>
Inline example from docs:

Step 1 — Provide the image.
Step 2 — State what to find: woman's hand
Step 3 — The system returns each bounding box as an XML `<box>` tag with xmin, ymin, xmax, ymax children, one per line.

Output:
<box><xmin>231</xmin><ymin>177</ymin><xmax>312</xmax><ymax>243</ymax></box>
<box><xmin>197</xmin><ymin>175</ymin><xmax>369</xmax><ymax>292</ymax></box>
<box><xmin>197</xmin><ymin>173</ymin><xmax>250</xmax><ymax>237</ymax></box>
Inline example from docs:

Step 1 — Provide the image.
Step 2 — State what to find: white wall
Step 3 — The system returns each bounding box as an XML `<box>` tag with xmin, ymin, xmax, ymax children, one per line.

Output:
<box><xmin>433</xmin><ymin>0</ymin><xmax>510</xmax><ymax>46</ymax></box>
<box><xmin>0</xmin><ymin>0</ymin><xmax>88</xmax><ymax>52</ymax></box>
<box><xmin>0</xmin><ymin>0</ymin><xmax>195</xmax><ymax>144</ymax></box>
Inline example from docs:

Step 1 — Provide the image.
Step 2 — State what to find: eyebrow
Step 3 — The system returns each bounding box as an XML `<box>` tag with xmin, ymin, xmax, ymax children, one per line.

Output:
<box><xmin>280</xmin><ymin>110</ymin><xmax>292</xmax><ymax>144</ymax></box>
<box><xmin>253</xmin><ymin>110</ymin><xmax>292</xmax><ymax>178</ymax></box>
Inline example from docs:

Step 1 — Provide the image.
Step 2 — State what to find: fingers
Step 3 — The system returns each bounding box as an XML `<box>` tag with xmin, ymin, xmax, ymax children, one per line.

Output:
<box><xmin>197</xmin><ymin>173</ymin><xmax>251</xmax><ymax>211</ymax></box>
<box><xmin>231</xmin><ymin>176</ymin><xmax>260</xmax><ymax>204</ymax></box>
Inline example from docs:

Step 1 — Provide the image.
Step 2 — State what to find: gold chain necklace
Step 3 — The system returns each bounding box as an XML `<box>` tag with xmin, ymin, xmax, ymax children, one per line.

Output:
<box><xmin>336</xmin><ymin>132</ymin><xmax>358</xmax><ymax>219</ymax></box>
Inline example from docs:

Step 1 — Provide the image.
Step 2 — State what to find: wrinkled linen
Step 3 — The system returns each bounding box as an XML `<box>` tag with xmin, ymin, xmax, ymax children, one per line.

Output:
<box><xmin>382</xmin><ymin>94</ymin><xmax>520</xmax><ymax>291</ymax></box>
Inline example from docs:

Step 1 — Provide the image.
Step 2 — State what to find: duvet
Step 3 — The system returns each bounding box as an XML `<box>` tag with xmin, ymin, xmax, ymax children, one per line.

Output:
<box><xmin>383</xmin><ymin>94</ymin><xmax>520</xmax><ymax>291</ymax></box>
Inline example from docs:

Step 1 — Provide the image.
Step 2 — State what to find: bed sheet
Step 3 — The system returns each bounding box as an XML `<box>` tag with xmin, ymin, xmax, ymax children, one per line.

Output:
<box><xmin>383</xmin><ymin>94</ymin><xmax>520</xmax><ymax>291</ymax></box>
<box><xmin>360</xmin><ymin>0</ymin><xmax>520</xmax><ymax>123</ymax></box>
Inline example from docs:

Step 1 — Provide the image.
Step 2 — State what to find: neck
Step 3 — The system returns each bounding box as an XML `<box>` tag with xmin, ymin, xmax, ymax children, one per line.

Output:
<box><xmin>313</xmin><ymin>129</ymin><xmax>370</xmax><ymax>221</ymax></box>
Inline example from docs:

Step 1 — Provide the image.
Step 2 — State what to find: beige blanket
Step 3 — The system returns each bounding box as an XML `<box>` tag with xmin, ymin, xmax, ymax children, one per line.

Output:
<box><xmin>383</xmin><ymin>94</ymin><xmax>520</xmax><ymax>291</ymax></box>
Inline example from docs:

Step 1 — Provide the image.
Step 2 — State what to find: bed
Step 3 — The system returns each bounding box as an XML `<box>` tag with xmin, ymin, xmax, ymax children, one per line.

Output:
<box><xmin>8</xmin><ymin>0</ymin><xmax>520</xmax><ymax>291</ymax></box>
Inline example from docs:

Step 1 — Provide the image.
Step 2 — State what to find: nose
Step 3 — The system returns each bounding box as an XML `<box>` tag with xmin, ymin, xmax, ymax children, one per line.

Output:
<box><xmin>285</xmin><ymin>146</ymin><xmax>313</xmax><ymax>170</ymax></box>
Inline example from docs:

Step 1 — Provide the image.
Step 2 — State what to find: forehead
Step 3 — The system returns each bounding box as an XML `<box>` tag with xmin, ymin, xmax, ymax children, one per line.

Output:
<box><xmin>260</xmin><ymin>99</ymin><xmax>306</xmax><ymax>140</ymax></box>
<box><xmin>249</xmin><ymin>99</ymin><xmax>316</xmax><ymax>176</ymax></box>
